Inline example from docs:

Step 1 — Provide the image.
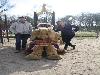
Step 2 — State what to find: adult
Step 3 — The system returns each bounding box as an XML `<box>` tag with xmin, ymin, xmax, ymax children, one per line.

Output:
<box><xmin>57</xmin><ymin>20</ymin><xmax>79</xmax><ymax>50</ymax></box>
<box><xmin>10</xmin><ymin>16</ymin><xmax>32</xmax><ymax>53</ymax></box>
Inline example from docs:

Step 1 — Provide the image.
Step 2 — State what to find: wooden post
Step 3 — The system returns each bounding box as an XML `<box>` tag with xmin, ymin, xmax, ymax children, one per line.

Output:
<box><xmin>0</xmin><ymin>16</ymin><xmax>3</xmax><ymax>44</ymax></box>
<box><xmin>34</xmin><ymin>12</ymin><xmax>38</xmax><ymax>28</ymax></box>
<box><xmin>5</xmin><ymin>15</ymin><xmax>9</xmax><ymax>42</ymax></box>
<box><xmin>51</xmin><ymin>11</ymin><xmax>55</xmax><ymax>30</ymax></box>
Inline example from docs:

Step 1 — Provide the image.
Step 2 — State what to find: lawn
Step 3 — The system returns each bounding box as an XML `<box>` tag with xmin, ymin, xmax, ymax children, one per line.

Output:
<box><xmin>75</xmin><ymin>31</ymin><xmax>97</xmax><ymax>37</ymax></box>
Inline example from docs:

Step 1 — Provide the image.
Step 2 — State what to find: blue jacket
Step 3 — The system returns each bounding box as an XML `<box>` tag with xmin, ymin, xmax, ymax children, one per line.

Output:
<box><xmin>61</xmin><ymin>23</ymin><xmax>79</xmax><ymax>41</ymax></box>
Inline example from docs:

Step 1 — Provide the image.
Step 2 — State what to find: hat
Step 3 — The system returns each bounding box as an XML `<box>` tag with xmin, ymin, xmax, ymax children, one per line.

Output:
<box><xmin>18</xmin><ymin>16</ymin><xmax>26</xmax><ymax>21</ymax></box>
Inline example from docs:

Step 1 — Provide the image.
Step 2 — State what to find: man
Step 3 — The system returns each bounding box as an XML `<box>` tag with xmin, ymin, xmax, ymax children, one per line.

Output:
<box><xmin>57</xmin><ymin>20</ymin><xmax>79</xmax><ymax>50</ymax></box>
<box><xmin>10</xmin><ymin>16</ymin><xmax>32</xmax><ymax>53</ymax></box>
<box><xmin>55</xmin><ymin>21</ymin><xmax>62</xmax><ymax>32</ymax></box>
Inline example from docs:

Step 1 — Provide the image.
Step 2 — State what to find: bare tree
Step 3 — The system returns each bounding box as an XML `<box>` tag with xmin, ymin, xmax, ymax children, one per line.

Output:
<box><xmin>0</xmin><ymin>0</ymin><xmax>14</xmax><ymax>14</ymax></box>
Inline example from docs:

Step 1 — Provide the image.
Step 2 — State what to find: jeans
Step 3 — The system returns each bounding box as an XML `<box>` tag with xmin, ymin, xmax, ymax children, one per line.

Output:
<box><xmin>15</xmin><ymin>34</ymin><xmax>30</xmax><ymax>50</ymax></box>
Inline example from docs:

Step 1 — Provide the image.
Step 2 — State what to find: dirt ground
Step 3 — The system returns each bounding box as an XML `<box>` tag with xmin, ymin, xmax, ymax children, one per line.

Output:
<box><xmin>0</xmin><ymin>38</ymin><xmax>100</xmax><ymax>75</ymax></box>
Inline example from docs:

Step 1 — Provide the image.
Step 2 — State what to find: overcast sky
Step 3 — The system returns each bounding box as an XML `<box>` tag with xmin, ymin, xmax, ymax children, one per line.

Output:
<box><xmin>7</xmin><ymin>0</ymin><xmax>100</xmax><ymax>19</ymax></box>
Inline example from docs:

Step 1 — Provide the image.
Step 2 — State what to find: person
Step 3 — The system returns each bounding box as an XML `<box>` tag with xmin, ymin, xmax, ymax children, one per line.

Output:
<box><xmin>10</xmin><ymin>16</ymin><xmax>33</xmax><ymax>53</ymax></box>
<box><xmin>55</xmin><ymin>21</ymin><xmax>62</xmax><ymax>32</ymax></box>
<box><xmin>57</xmin><ymin>20</ymin><xmax>79</xmax><ymax>50</ymax></box>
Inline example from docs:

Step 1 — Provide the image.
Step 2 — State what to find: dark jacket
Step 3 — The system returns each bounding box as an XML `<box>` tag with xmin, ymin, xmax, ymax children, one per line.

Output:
<box><xmin>61</xmin><ymin>23</ymin><xmax>79</xmax><ymax>42</ymax></box>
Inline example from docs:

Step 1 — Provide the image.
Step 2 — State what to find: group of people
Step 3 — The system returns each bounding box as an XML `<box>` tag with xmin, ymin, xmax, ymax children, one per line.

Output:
<box><xmin>10</xmin><ymin>16</ymin><xmax>79</xmax><ymax>53</ymax></box>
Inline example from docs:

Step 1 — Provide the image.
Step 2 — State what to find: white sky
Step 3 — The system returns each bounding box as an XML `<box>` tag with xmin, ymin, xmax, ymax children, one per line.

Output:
<box><xmin>7</xmin><ymin>0</ymin><xmax>100</xmax><ymax>19</ymax></box>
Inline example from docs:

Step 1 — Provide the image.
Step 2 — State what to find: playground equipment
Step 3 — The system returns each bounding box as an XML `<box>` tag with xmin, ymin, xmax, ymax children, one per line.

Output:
<box><xmin>34</xmin><ymin>4</ymin><xmax>55</xmax><ymax>28</ymax></box>
<box><xmin>25</xmin><ymin>23</ymin><xmax>62</xmax><ymax>60</ymax></box>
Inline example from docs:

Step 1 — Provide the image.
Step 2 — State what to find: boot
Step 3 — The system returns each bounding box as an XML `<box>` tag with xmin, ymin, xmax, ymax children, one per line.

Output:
<box><xmin>69</xmin><ymin>42</ymin><xmax>76</xmax><ymax>50</ymax></box>
<box><xmin>71</xmin><ymin>45</ymin><xmax>76</xmax><ymax>50</ymax></box>
<box><xmin>14</xmin><ymin>50</ymin><xmax>21</xmax><ymax>53</ymax></box>
<box><xmin>64</xmin><ymin>45</ymin><xmax>68</xmax><ymax>50</ymax></box>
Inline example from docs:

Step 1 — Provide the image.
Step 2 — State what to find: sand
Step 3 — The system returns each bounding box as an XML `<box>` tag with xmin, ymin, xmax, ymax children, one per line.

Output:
<box><xmin>0</xmin><ymin>38</ymin><xmax>100</xmax><ymax>75</ymax></box>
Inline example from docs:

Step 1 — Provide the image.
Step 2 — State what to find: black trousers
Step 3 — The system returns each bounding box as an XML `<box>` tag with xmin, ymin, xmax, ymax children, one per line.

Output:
<box><xmin>15</xmin><ymin>34</ymin><xmax>30</xmax><ymax>50</ymax></box>
<box><xmin>62</xmin><ymin>36</ymin><xmax>74</xmax><ymax>50</ymax></box>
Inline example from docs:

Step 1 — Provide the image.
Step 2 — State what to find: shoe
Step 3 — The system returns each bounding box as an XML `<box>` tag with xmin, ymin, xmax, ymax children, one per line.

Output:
<box><xmin>72</xmin><ymin>45</ymin><xmax>76</xmax><ymax>50</ymax></box>
<box><xmin>64</xmin><ymin>47</ymin><xmax>67</xmax><ymax>50</ymax></box>
<box><xmin>21</xmin><ymin>48</ymin><xmax>26</xmax><ymax>50</ymax></box>
<box><xmin>14</xmin><ymin>50</ymin><xmax>21</xmax><ymax>53</ymax></box>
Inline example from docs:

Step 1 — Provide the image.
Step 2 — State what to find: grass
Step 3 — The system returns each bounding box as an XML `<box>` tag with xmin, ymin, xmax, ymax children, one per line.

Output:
<box><xmin>75</xmin><ymin>31</ymin><xmax>97</xmax><ymax>37</ymax></box>
<box><xmin>2</xmin><ymin>31</ymin><xmax>98</xmax><ymax>39</ymax></box>
<box><xmin>75</xmin><ymin>37</ymin><xmax>96</xmax><ymax>40</ymax></box>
